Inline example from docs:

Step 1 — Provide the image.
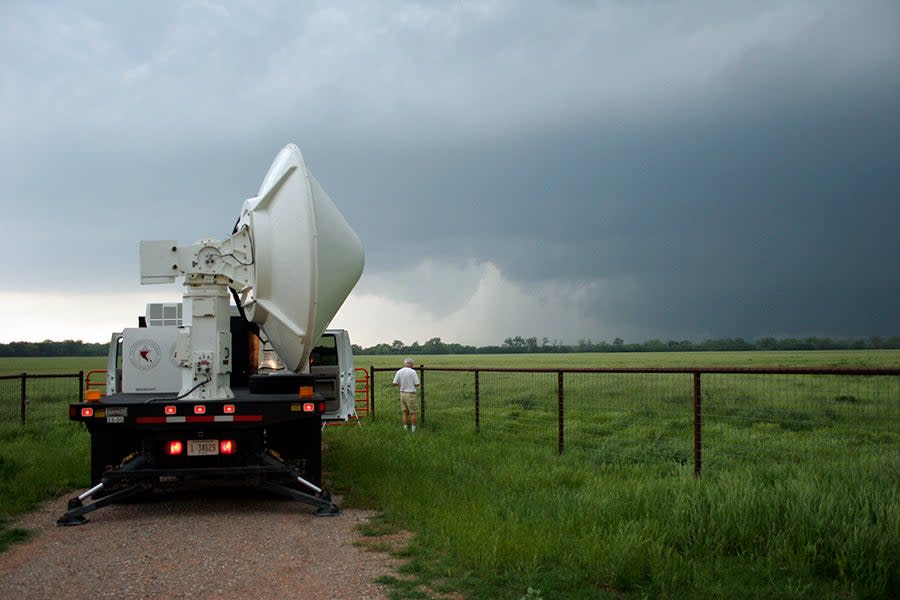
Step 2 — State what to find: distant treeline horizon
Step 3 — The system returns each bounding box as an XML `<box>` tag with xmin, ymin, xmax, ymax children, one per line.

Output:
<box><xmin>2</xmin><ymin>335</ymin><xmax>899</xmax><ymax>358</ymax></box>
<box><xmin>353</xmin><ymin>335</ymin><xmax>900</xmax><ymax>355</ymax></box>
<box><xmin>0</xmin><ymin>340</ymin><xmax>109</xmax><ymax>357</ymax></box>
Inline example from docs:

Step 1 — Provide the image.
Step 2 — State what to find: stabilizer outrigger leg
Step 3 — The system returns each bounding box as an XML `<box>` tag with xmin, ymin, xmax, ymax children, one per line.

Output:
<box><xmin>56</xmin><ymin>481</ymin><xmax>153</xmax><ymax>526</ymax></box>
<box><xmin>56</xmin><ymin>454</ymin><xmax>151</xmax><ymax>526</ymax></box>
<box><xmin>259</xmin><ymin>452</ymin><xmax>340</xmax><ymax>516</ymax></box>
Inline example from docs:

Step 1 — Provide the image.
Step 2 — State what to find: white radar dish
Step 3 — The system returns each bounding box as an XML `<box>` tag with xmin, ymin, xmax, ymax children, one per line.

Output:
<box><xmin>237</xmin><ymin>144</ymin><xmax>364</xmax><ymax>372</ymax></box>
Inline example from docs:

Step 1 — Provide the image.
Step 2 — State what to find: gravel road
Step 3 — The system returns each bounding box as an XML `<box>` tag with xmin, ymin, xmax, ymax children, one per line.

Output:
<box><xmin>0</xmin><ymin>490</ymin><xmax>403</xmax><ymax>600</ymax></box>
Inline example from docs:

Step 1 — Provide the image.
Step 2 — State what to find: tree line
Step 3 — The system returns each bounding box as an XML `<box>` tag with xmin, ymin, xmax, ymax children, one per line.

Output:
<box><xmin>354</xmin><ymin>335</ymin><xmax>900</xmax><ymax>355</ymax></box>
<box><xmin>2</xmin><ymin>335</ymin><xmax>899</xmax><ymax>358</ymax></box>
<box><xmin>0</xmin><ymin>340</ymin><xmax>109</xmax><ymax>357</ymax></box>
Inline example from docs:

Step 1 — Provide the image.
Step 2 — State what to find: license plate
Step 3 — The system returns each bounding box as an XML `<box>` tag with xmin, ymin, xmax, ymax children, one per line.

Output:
<box><xmin>187</xmin><ymin>439</ymin><xmax>219</xmax><ymax>456</ymax></box>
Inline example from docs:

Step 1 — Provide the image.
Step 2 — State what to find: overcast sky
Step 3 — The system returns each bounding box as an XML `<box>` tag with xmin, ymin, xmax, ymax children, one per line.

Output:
<box><xmin>2</xmin><ymin>1</ymin><xmax>898</xmax><ymax>347</ymax></box>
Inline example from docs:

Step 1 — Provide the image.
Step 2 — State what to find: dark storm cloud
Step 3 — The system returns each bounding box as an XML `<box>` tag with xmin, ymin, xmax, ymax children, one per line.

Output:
<box><xmin>2</xmin><ymin>0</ymin><xmax>898</xmax><ymax>343</ymax></box>
<box><xmin>322</xmin><ymin>12</ymin><xmax>900</xmax><ymax>339</ymax></box>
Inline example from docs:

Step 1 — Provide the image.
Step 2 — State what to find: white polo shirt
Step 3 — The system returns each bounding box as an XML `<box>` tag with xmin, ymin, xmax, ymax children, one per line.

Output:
<box><xmin>392</xmin><ymin>366</ymin><xmax>420</xmax><ymax>392</ymax></box>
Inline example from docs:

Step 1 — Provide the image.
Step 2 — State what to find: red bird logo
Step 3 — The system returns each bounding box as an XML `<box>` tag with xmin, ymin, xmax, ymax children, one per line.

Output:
<box><xmin>139</xmin><ymin>347</ymin><xmax>152</xmax><ymax>362</ymax></box>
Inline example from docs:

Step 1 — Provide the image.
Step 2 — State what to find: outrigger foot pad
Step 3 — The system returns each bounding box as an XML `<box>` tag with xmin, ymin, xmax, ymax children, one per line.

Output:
<box><xmin>315</xmin><ymin>504</ymin><xmax>341</xmax><ymax>517</ymax></box>
<box><xmin>56</xmin><ymin>514</ymin><xmax>88</xmax><ymax>526</ymax></box>
<box><xmin>55</xmin><ymin>482</ymin><xmax>152</xmax><ymax>526</ymax></box>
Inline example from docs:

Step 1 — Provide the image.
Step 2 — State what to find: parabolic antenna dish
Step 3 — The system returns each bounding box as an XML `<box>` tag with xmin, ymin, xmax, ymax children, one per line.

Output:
<box><xmin>238</xmin><ymin>144</ymin><xmax>364</xmax><ymax>372</ymax></box>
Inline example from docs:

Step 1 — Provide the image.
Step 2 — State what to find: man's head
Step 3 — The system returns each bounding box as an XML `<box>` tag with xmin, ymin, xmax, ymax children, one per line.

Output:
<box><xmin>403</xmin><ymin>357</ymin><xmax>414</xmax><ymax>367</ymax></box>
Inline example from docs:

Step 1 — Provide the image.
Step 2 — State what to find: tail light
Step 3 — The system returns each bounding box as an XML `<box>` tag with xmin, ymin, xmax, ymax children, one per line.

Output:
<box><xmin>302</xmin><ymin>402</ymin><xmax>315</xmax><ymax>413</ymax></box>
<box><xmin>219</xmin><ymin>440</ymin><xmax>236</xmax><ymax>455</ymax></box>
<box><xmin>164</xmin><ymin>405</ymin><xmax>177</xmax><ymax>415</ymax></box>
<box><xmin>193</xmin><ymin>405</ymin><xmax>206</xmax><ymax>415</ymax></box>
<box><xmin>165</xmin><ymin>441</ymin><xmax>184</xmax><ymax>456</ymax></box>
<box><xmin>80</xmin><ymin>407</ymin><xmax>94</xmax><ymax>418</ymax></box>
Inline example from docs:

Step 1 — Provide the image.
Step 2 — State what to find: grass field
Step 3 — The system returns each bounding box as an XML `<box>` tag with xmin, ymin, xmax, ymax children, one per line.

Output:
<box><xmin>329</xmin><ymin>350</ymin><xmax>900</xmax><ymax>599</ymax></box>
<box><xmin>0</xmin><ymin>356</ymin><xmax>107</xmax><ymax>374</ymax></box>
<box><xmin>1</xmin><ymin>351</ymin><xmax>899</xmax><ymax>599</ymax></box>
<box><xmin>0</xmin><ymin>357</ymin><xmax>100</xmax><ymax>552</ymax></box>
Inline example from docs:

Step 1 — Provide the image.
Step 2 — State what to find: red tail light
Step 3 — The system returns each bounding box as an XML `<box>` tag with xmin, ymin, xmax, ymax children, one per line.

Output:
<box><xmin>219</xmin><ymin>440</ymin><xmax>236</xmax><ymax>455</ymax></box>
<box><xmin>80</xmin><ymin>407</ymin><xmax>94</xmax><ymax>418</ymax></box>
<box><xmin>165</xmin><ymin>440</ymin><xmax>184</xmax><ymax>456</ymax></box>
<box><xmin>223</xmin><ymin>404</ymin><xmax>235</xmax><ymax>414</ymax></box>
<box><xmin>302</xmin><ymin>402</ymin><xmax>315</xmax><ymax>412</ymax></box>
<box><xmin>193</xmin><ymin>405</ymin><xmax>206</xmax><ymax>414</ymax></box>
<box><xmin>164</xmin><ymin>405</ymin><xmax>177</xmax><ymax>415</ymax></box>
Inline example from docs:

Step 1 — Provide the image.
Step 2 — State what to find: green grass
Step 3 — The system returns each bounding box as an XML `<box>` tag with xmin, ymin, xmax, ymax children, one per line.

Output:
<box><xmin>0</xmin><ymin>356</ymin><xmax>107</xmax><ymax>374</ymax></box>
<box><xmin>326</xmin><ymin>420</ymin><xmax>899</xmax><ymax>599</ymax></box>
<box><xmin>0</xmin><ymin>357</ymin><xmax>97</xmax><ymax>551</ymax></box>
<box><xmin>325</xmin><ymin>350</ymin><xmax>900</xmax><ymax>599</ymax></box>
<box><xmin>1</xmin><ymin>352</ymin><xmax>899</xmax><ymax>598</ymax></box>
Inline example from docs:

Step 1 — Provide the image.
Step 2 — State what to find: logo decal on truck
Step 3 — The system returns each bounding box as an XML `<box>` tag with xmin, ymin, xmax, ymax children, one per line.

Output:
<box><xmin>129</xmin><ymin>339</ymin><xmax>161</xmax><ymax>371</ymax></box>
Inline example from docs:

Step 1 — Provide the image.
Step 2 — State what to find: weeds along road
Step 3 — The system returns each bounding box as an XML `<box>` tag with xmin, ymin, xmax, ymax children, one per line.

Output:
<box><xmin>0</xmin><ymin>490</ymin><xmax>402</xmax><ymax>600</ymax></box>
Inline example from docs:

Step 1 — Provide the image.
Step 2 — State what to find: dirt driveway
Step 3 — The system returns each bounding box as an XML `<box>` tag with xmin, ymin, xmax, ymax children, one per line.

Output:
<box><xmin>0</xmin><ymin>490</ymin><xmax>402</xmax><ymax>600</ymax></box>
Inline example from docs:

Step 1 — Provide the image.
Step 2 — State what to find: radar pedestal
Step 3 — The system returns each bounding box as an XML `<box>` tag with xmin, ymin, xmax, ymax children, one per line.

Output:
<box><xmin>177</xmin><ymin>283</ymin><xmax>233</xmax><ymax>399</ymax></box>
<box><xmin>141</xmin><ymin>231</ymin><xmax>253</xmax><ymax>400</ymax></box>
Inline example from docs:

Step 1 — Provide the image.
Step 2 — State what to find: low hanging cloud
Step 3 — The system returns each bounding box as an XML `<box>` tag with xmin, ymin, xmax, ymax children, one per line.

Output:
<box><xmin>332</xmin><ymin>260</ymin><xmax>653</xmax><ymax>347</ymax></box>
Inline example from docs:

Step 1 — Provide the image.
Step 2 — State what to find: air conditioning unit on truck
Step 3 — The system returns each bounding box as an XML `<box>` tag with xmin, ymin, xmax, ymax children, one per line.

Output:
<box><xmin>58</xmin><ymin>144</ymin><xmax>364</xmax><ymax>525</ymax></box>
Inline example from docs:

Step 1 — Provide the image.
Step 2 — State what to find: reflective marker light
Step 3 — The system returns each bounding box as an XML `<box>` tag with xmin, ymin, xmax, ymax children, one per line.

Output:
<box><xmin>194</xmin><ymin>405</ymin><xmax>206</xmax><ymax>415</ymax></box>
<box><xmin>165</xmin><ymin>440</ymin><xmax>184</xmax><ymax>456</ymax></box>
<box><xmin>223</xmin><ymin>404</ymin><xmax>235</xmax><ymax>414</ymax></box>
<box><xmin>299</xmin><ymin>386</ymin><xmax>315</xmax><ymax>398</ymax></box>
<box><xmin>219</xmin><ymin>440</ymin><xmax>236</xmax><ymax>455</ymax></box>
<box><xmin>164</xmin><ymin>405</ymin><xmax>177</xmax><ymax>415</ymax></box>
<box><xmin>302</xmin><ymin>402</ymin><xmax>315</xmax><ymax>413</ymax></box>
<box><xmin>80</xmin><ymin>407</ymin><xmax>94</xmax><ymax>418</ymax></box>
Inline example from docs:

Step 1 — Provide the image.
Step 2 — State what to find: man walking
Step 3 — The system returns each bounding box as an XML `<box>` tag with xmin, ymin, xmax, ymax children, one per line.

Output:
<box><xmin>392</xmin><ymin>357</ymin><xmax>420</xmax><ymax>432</ymax></box>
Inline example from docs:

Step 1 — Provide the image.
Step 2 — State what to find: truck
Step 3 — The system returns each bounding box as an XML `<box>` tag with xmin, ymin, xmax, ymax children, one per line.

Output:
<box><xmin>58</xmin><ymin>144</ymin><xmax>365</xmax><ymax>525</ymax></box>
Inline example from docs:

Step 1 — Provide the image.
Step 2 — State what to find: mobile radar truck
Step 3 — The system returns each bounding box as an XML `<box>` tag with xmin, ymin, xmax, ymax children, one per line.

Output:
<box><xmin>58</xmin><ymin>144</ymin><xmax>364</xmax><ymax>525</ymax></box>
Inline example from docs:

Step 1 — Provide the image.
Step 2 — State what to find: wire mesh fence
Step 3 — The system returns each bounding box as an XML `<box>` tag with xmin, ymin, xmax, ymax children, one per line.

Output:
<box><xmin>370</xmin><ymin>366</ymin><xmax>900</xmax><ymax>476</ymax></box>
<box><xmin>700</xmin><ymin>372</ymin><xmax>900</xmax><ymax>472</ymax></box>
<box><xmin>0</xmin><ymin>373</ymin><xmax>84</xmax><ymax>424</ymax></box>
<box><xmin>4</xmin><ymin>366</ymin><xmax>898</xmax><ymax>477</ymax></box>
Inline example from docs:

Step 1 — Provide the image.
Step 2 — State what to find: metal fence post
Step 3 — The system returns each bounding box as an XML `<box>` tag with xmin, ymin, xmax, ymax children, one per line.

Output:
<box><xmin>370</xmin><ymin>366</ymin><xmax>375</xmax><ymax>420</ymax></box>
<box><xmin>693</xmin><ymin>371</ymin><xmax>702</xmax><ymax>477</ymax></box>
<box><xmin>418</xmin><ymin>365</ymin><xmax>425</xmax><ymax>425</ymax></box>
<box><xmin>557</xmin><ymin>370</ymin><xmax>565</xmax><ymax>454</ymax></box>
<box><xmin>20</xmin><ymin>372</ymin><xmax>27</xmax><ymax>425</ymax></box>
<box><xmin>474</xmin><ymin>369</ymin><xmax>480</xmax><ymax>433</ymax></box>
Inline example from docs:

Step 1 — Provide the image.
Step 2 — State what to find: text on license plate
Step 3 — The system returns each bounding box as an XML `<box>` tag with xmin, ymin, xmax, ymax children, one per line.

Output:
<box><xmin>187</xmin><ymin>439</ymin><xmax>219</xmax><ymax>456</ymax></box>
